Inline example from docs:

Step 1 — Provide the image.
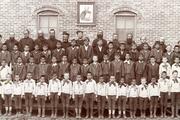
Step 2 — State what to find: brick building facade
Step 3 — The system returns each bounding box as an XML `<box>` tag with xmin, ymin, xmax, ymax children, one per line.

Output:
<box><xmin>0</xmin><ymin>0</ymin><xmax>179</xmax><ymax>46</ymax></box>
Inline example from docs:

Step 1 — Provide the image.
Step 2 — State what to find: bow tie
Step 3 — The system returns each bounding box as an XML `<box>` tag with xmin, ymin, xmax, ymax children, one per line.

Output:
<box><xmin>77</xmin><ymin>81</ymin><xmax>82</xmax><ymax>85</ymax></box>
<box><xmin>109</xmin><ymin>82</ymin><xmax>116</xmax><ymax>86</ymax></box>
<box><xmin>119</xmin><ymin>83</ymin><xmax>126</xmax><ymax>88</ymax></box>
<box><xmin>141</xmin><ymin>85</ymin><xmax>147</xmax><ymax>90</ymax></box>
<box><xmin>63</xmin><ymin>80</ymin><xmax>69</xmax><ymax>86</ymax></box>
<box><xmin>152</xmin><ymin>82</ymin><xmax>157</xmax><ymax>88</ymax></box>
<box><xmin>124</xmin><ymin>60</ymin><xmax>130</xmax><ymax>64</ymax></box>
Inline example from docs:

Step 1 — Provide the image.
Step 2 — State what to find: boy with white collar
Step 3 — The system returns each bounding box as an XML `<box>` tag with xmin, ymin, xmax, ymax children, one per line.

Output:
<box><xmin>60</xmin><ymin>73</ymin><xmax>72</xmax><ymax>118</ymax></box>
<box><xmin>106</xmin><ymin>76</ymin><xmax>118</xmax><ymax>118</ymax></box>
<box><xmin>138</xmin><ymin>77</ymin><xmax>149</xmax><ymax>118</ymax></box>
<box><xmin>117</xmin><ymin>78</ymin><xmax>128</xmax><ymax>118</ymax></box>
<box><xmin>3</xmin><ymin>74</ymin><xmax>13</xmax><ymax>115</ymax></box>
<box><xmin>23</xmin><ymin>72</ymin><xmax>36</xmax><ymax>116</ymax></box>
<box><xmin>148</xmin><ymin>77</ymin><xmax>160</xmax><ymax>118</ymax></box>
<box><xmin>34</xmin><ymin>75</ymin><xmax>48</xmax><ymax>117</ymax></box>
<box><xmin>72</xmin><ymin>74</ymin><xmax>85</xmax><ymax>118</ymax></box>
<box><xmin>84</xmin><ymin>72</ymin><xmax>96</xmax><ymax>118</ymax></box>
<box><xmin>96</xmin><ymin>76</ymin><xmax>106</xmax><ymax>118</ymax></box>
<box><xmin>48</xmin><ymin>74</ymin><xmax>61</xmax><ymax>118</ymax></box>
<box><xmin>158</xmin><ymin>71</ymin><xmax>170</xmax><ymax>118</ymax></box>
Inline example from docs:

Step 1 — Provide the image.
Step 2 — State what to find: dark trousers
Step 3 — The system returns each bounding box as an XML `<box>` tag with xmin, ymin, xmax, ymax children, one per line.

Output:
<box><xmin>118</xmin><ymin>96</ymin><xmax>127</xmax><ymax>111</ymax></box>
<box><xmin>14</xmin><ymin>95</ymin><xmax>22</xmax><ymax>110</ymax></box>
<box><xmin>97</xmin><ymin>95</ymin><xmax>106</xmax><ymax>115</ymax></box>
<box><xmin>129</xmin><ymin>97</ymin><xmax>138</xmax><ymax>112</ymax></box>
<box><xmin>4</xmin><ymin>94</ymin><xmax>12</xmax><ymax>107</ymax></box>
<box><xmin>50</xmin><ymin>92</ymin><xmax>58</xmax><ymax>109</ymax></box>
<box><xmin>108</xmin><ymin>95</ymin><xmax>116</xmax><ymax>110</ymax></box>
<box><xmin>139</xmin><ymin>97</ymin><xmax>148</xmax><ymax>111</ymax></box>
<box><xmin>160</xmin><ymin>92</ymin><xmax>168</xmax><ymax>113</ymax></box>
<box><xmin>0</xmin><ymin>95</ymin><xmax>3</xmax><ymax>110</ymax></box>
<box><xmin>25</xmin><ymin>93</ymin><xmax>33</xmax><ymax>108</ymax></box>
<box><xmin>171</xmin><ymin>92</ymin><xmax>179</xmax><ymax>107</ymax></box>
<box><xmin>85</xmin><ymin>93</ymin><xmax>94</xmax><ymax>116</ymax></box>
<box><xmin>37</xmin><ymin>95</ymin><xmax>45</xmax><ymax>108</ymax></box>
<box><xmin>61</xmin><ymin>93</ymin><xmax>70</xmax><ymax>114</ymax></box>
<box><xmin>150</xmin><ymin>96</ymin><xmax>159</xmax><ymax>111</ymax></box>
<box><xmin>74</xmin><ymin>95</ymin><xmax>83</xmax><ymax>109</ymax></box>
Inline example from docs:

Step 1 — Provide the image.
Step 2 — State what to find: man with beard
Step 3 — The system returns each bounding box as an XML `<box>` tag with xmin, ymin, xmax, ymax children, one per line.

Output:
<box><xmin>34</xmin><ymin>30</ymin><xmax>47</xmax><ymax>51</ymax></box>
<box><xmin>112</xmin><ymin>33</ymin><xmax>120</xmax><ymax>50</ymax></box>
<box><xmin>92</xmin><ymin>30</ymin><xmax>107</xmax><ymax>48</ymax></box>
<box><xmin>47</xmin><ymin>29</ymin><xmax>59</xmax><ymax>51</ymax></box>
<box><xmin>5</xmin><ymin>32</ymin><xmax>19</xmax><ymax>52</ymax></box>
<box><xmin>159</xmin><ymin>37</ymin><xmax>167</xmax><ymax>53</ymax></box>
<box><xmin>19</xmin><ymin>29</ymin><xmax>34</xmax><ymax>52</ymax></box>
<box><xmin>137</xmin><ymin>36</ymin><xmax>151</xmax><ymax>51</ymax></box>
<box><xmin>125</xmin><ymin>33</ymin><xmax>135</xmax><ymax>52</ymax></box>
<box><xmin>76</xmin><ymin>31</ymin><xmax>84</xmax><ymax>46</ymax></box>
<box><xmin>62</xmin><ymin>31</ymin><xmax>71</xmax><ymax>50</ymax></box>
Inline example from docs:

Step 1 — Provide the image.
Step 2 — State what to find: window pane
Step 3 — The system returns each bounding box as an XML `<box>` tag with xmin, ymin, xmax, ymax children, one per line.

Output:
<box><xmin>40</xmin><ymin>27</ymin><xmax>49</xmax><ymax>35</ymax></box>
<box><xmin>49</xmin><ymin>16</ymin><xmax>58</xmax><ymax>28</ymax></box>
<box><xmin>125</xmin><ymin>17</ymin><xmax>135</xmax><ymax>29</ymax></box>
<box><xmin>116</xmin><ymin>17</ymin><xmax>125</xmax><ymax>29</ymax></box>
<box><xmin>39</xmin><ymin>16</ymin><xmax>49</xmax><ymax>28</ymax></box>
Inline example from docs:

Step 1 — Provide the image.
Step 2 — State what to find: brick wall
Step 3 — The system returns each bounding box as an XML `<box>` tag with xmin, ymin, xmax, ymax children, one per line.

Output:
<box><xmin>0</xmin><ymin>0</ymin><xmax>179</xmax><ymax>46</ymax></box>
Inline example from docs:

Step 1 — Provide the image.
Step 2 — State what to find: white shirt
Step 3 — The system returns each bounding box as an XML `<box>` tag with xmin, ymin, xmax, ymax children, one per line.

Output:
<box><xmin>171</xmin><ymin>63</ymin><xmax>180</xmax><ymax>77</ymax></box>
<box><xmin>96</xmin><ymin>82</ymin><xmax>106</xmax><ymax>96</ymax></box>
<box><xmin>159</xmin><ymin>62</ymin><xmax>171</xmax><ymax>77</ymax></box>
<box><xmin>73</xmin><ymin>81</ymin><xmax>85</xmax><ymax>95</ymax></box>
<box><xmin>117</xmin><ymin>83</ymin><xmax>128</xmax><ymax>97</ymax></box>
<box><xmin>48</xmin><ymin>79</ymin><xmax>61</xmax><ymax>95</ymax></box>
<box><xmin>60</xmin><ymin>80</ymin><xmax>73</xmax><ymax>95</ymax></box>
<box><xmin>128</xmin><ymin>85</ymin><xmax>139</xmax><ymax>97</ymax></box>
<box><xmin>148</xmin><ymin>82</ymin><xmax>160</xmax><ymax>97</ymax></box>
<box><xmin>138</xmin><ymin>84</ymin><xmax>149</xmax><ymax>98</ymax></box>
<box><xmin>158</xmin><ymin>78</ymin><xmax>170</xmax><ymax>92</ymax></box>
<box><xmin>12</xmin><ymin>81</ymin><xmax>24</xmax><ymax>96</ymax></box>
<box><xmin>0</xmin><ymin>65</ymin><xmax>12</xmax><ymax>80</ymax></box>
<box><xmin>84</xmin><ymin>79</ymin><xmax>96</xmax><ymax>94</ymax></box>
<box><xmin>169</xmin><ymin>78</ymin><xmax>180</xmax><ymax>92</ymax></box>
<box><xmin>34</xmin><ymin>82</ymin><xmax>48</xmax><ymax>96</ymax></box>
<box><xmin>3</xmin><ymin>80</ymin><xmax>13</xmax><ymax>95</ymax></box>
<box><xmin>23</xmin><ymin>79</ymin><xmax>36</xmax><ymax>93</ymax></box>
<box><xmin>106</xmin><ymin>82</ymin><xmax>118</xmax><ymax>96</ymax></box>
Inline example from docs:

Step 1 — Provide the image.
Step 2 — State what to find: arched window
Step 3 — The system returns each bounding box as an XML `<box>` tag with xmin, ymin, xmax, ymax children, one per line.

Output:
<box><xmin>37</xmin><ymin>10</ymin><xmax>59</xmax><ymax>38</ymax></box>
<box><xmin>115</xmin><ymin>11</ymin><xmax>137</xmax><ymax>42</ymax></box>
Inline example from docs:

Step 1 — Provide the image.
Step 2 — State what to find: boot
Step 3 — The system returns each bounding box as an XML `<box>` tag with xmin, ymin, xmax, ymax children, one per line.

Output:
<box><xmin>130</xmin><ymin>111</ymin><xmax>133</xmax><ymax>118</ymax></box>
<box><xmin>75</xmin><ymin>108</ymin><xmax>78</xmax><ymax>118</ymax></box>
<box><xmin>133</xmin><ymin>111</ymin><xmax>136</xmax><ymax>118</ymax></box>
<box><xmin>112</xmin><ymin>110</ymin><xmax>115</xmax><ymax>118</ymax></box>
<box><xmin>8</xmin><ymin>107</ymin><xmax>12</xmax><ymax>116</ymax></box>
<box><xmin>29</xmin><ymin>107</ymin><xmax>32</xmax><ymax>116</ymax></box>
<box><xmin>176</xmin><ymin>107</ymin><xmax>180</xmax><ymax>118</ymax></box>
<box><xmin>150</xmin><ymin>111</ymin><xmax>153</xmax><ymax>118</ymax></box>
<box><xmin>26</xmin><ymin>107</ymin><xmax>29</xmax><ymax>115</ymax></box>
<box><xmin>79</xmin><ymin>109</ymin><xmax>82</xmax><ymax>118</ymax></box>
<box><xmin>37</xmin><ymin>108</ymin><xmax>41</xmax><ymax>117</ymax></box>
<box><xmin>42</xmin><ymin>108</ymin><xmax>45</xmax><ymax>118</ymax></box>
<box><xmin>90</xmin><ymin>108</ymin><xmax>93</xmax><ymax>118</ymax></box>
<box><xmin>5</xmin><ymin>107</ymin><xmax>8</xmax><ymax>116</ymax></box>
<box><xmin>164</xmin><ymin>108</ymin><xmax>167</xmax><ymax>118</ymax></box>
<box><xmin>54</xmin><ymin>108</ymin><xmax>57</xmax><ymax>118</ymax></box>
<box><xmin>118</xmin><ymin>111</ymin><xmax>121</xmax><ymax>118</ymax></box>
<box><xmin>51</xmin><ymin>109</ymin><xmax>54</xmax><ymax>118</ymax></box>
<box><xmin>161</xmin><ymin>107</ymin><xmax>164</xmax><ymax>117</ymax></box>
<box><xmin>85</xmin><ymin>108</ymin><xmax>89</xmax><ymax>118</ymax></box>
<box><xmin>108</xmin><ymin>110</ymin><xmax>111</xmax><ymax>118</ymax></box>
<box><xmin>98</xmin><ymin>108</ymin><xmax>101</xmax><ymax>118</ymax></box>
<box><xmin>154</xmin><ymin>108</ymin><xmax>157</xmax><ymax>118</ymax></box>
<box><xmin>123</xmin><ymin>110</ymin><xmax>126</xmax><ymax>118</ymax></box>
<box><xmin>66</xmin><ymin>108</ymin><xmax>69</xmax><ymax>118</ymax></box>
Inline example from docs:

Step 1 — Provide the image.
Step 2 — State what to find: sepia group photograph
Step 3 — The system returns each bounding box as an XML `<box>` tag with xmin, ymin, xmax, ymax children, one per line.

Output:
<box><xmin>0</xmin><ymin>0</ymin><xmax>180</xmax><ymax>120</ymax></box>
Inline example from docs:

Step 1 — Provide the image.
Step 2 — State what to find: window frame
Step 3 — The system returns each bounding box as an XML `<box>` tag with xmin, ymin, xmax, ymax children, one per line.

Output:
<box><xmin>114</xmin><ymin>11</ymin><xmax>137</xmax><ymax>41</ymax></box>
<box><xmin>37</xmin><ymin>10</ymin><xmax>59</xmax><ymax>38</ymax></box>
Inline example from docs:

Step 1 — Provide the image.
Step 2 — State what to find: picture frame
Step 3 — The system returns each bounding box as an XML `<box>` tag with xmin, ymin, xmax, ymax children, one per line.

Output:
<box><xmin>77</xmin><ymin>2</ymin><xmax>95</xmax><ymax>25</ymax></box>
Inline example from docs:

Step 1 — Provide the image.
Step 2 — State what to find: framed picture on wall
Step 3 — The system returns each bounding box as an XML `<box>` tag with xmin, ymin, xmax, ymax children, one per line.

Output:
<box><xmin>77</xmin><ymin>2</ymin><xmax>95</xmax><ymax>25</ymax></box>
